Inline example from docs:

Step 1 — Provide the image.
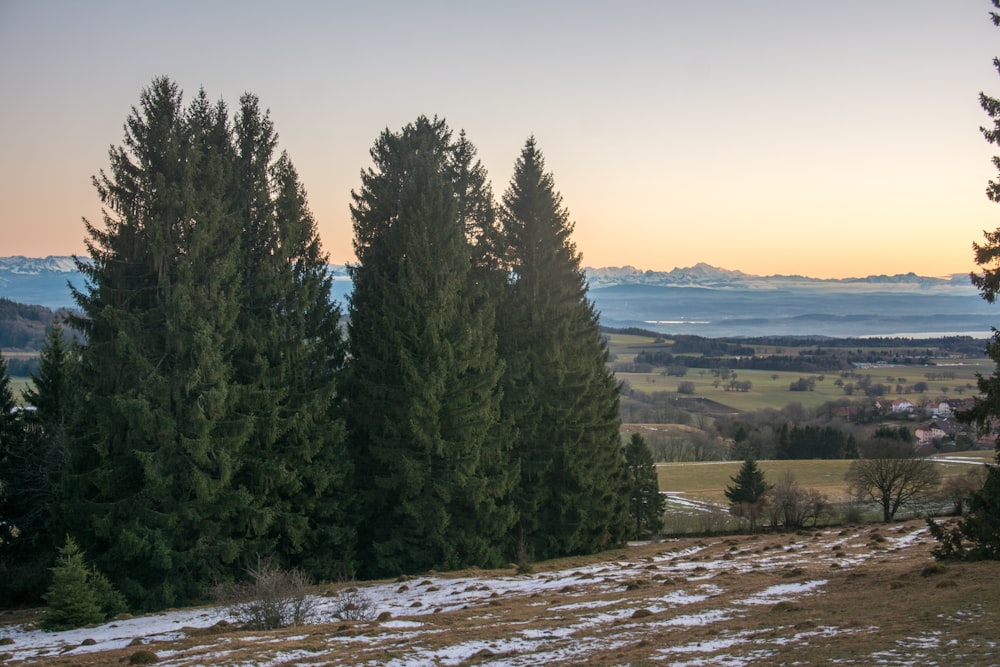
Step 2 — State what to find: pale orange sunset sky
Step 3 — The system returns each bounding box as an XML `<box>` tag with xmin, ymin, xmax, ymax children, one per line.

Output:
<box><xmin>2</xmin><ymin>1</ymin><xmax>1000</xmax><ymax>279</ymax></box>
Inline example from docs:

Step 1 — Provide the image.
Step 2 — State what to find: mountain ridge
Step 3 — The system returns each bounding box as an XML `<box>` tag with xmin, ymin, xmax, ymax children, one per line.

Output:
<box><xmin>1</xmin><ymin>256</ymin><xmax>989</xmax><ymax>338</ymax></box>
<box><xmin>0</xmin><ymin>255</ymin><xmax>969</xmax><ymax>286</ymax></box>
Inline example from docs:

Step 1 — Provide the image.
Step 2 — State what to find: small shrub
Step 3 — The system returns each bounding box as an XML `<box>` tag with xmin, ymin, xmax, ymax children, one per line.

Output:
<box><xmin>128</xmin><ymin>649</ymin><xmax>159</xmax><ymax>664</ymax></box>
<box><xmin>211</xmin><ymin>557</ymin><xmax>318</xmax><ymax>631</ymax></box>
<box><xmin>921</xmin><ymin>563</ymin><xmax>947</xmax><ymax>577</ymax></box>
<box><xmin>42</xmin><ymin>537</ymin><xmax>116</xmax><ymax>631</ymax></box>
<box><xmin>842</xmin><ymin>503</ymin><xmax>864</xmax><ymax>524</ymax></box>
<box><xmin>331</xmin><ymin>586</ymin><xmax>376</xmax><ymax>622</ymax></box>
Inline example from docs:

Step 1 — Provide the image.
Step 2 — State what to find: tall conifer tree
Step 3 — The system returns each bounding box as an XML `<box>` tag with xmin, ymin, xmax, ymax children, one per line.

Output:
<box><xmin>498</xmin><ymin>137</ymin><xmax>630</xmax><ymax>562</ymax></box>
<box><xmin>0</xmin><ymin>324</ymin><xmax>74</xmax><ymax>603</ymax></box>
<box><xmin>625</xmin><ymin>433</ymin><xmax>665</xmax><ymax>539</ymax></box>
<box><xmin>346</xmin><ymin>117</ymin><xmax>512</xmax><ymax>576</ymax></box>
<box><xmin>64</xmin><ymin>79</ymin><xmax>251</xmax><ymax>609</ymax></box>
<box><xmin>0</xmin><ymin>352</ymin><xmax>26</xmax><ymax>555</ymax></box>
<box><xmin>227</xmin><ymin>97</ymin><xmax>353</xmax><ymax>575</ymax></box>
<box><xmin>63</xmin><ymin>80</ymin><xmax>353</xmax><ymax>606</ymax></box>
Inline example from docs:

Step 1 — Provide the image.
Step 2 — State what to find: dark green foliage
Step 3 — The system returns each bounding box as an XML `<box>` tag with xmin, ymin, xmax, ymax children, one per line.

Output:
<box><xmin>775</xmin><ymin>424</ymin><xmax>858</xmax><ymax>459</ymax></box>
<box><xmin>41</xmin><ymin>537</ymin><xmax>118</xmax><ymax>630</ymax></box>
<box><xmin>227</xmin><ymin>98</ymin><xmax>353</xmax><ymax>579</ymax></box>
<box><xmin>0</xmin><ymin>351</ymin><xmax>25</xmax><ymax>549</ymax></box>
<box><xmin>0</xmin><ymin>352</ymin><xmax>51</xmax><ymax>605</ymax></box>
<box><xmin>0</xmin><ymin>324</ymin><xmax>74</xmax><ymax>605</ymax></box>
<box><xmin>61</xmin><ymin>78</ymin><xmax>350</xmax><ymax>610</ymax></box>
<box><xmin>346</xmin><ymin>116</ymin><xmax>513</xmax><ymax>576</ymax></box>
<box><xmin>65</xmin><ymin>78</ymin><xmax>249</xmax><ymax>609</ymax></box>
<box><xmin>23</xmin><ymin>321</ymin><xmax>73</xmax><ymax>433</ymax></box>
<box><xmin>725</xmin><ymin>458</ymin><xmax>771</xmax><ymax>532</ymax></box>
<box><xmin>624</xmin><ymin>433</ymin><xmax>665</xmax><ymax>539</ymax></box>
<box><xmin>929</xmin><ymin>465</ymin><xmax>1000</xmax><ymax>560</ymax></box>
<box><xmin>725</xmin><ymin>458</ymin><xmax>770</xmax><ymax>505</ymax></box>
<box><xmin>498</xmin><ymin>137</ymin><xmax>630</xmax><ymax>561</ymax></box>
<box><xmin>0</xmin><ymin>352</ymin><xmax>18</xmax><ymax>442</ymax></box>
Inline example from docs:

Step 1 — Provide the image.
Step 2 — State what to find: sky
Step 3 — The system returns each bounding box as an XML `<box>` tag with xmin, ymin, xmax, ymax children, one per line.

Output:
<box><xmin>2</xmin><ymin>1</ymin><xmax>999</xmax><ymax>279</ymax></box>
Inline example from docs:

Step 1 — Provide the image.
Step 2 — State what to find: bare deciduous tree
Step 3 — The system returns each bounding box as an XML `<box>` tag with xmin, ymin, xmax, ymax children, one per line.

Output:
<box><xmin>766</xmin><ymin>473</ymin><xmax>830</xmax><ymax>530</ymax></box>
<box><xmin>846</xmin><ymin>442</ymin><xmax>940</xmax><ymax>522</ymax></box>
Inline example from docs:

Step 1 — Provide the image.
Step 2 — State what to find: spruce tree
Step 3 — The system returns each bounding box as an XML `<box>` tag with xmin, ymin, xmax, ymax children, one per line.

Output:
<box><xmin>624</xmin><ymin>433</ymin><xmax>665</xmax><ymax>539</ymax></box>
<box><xmin>346</xmin><ymin>117</ymin><xmax>511</xmax><ymax>576</ymax></box>
<box><xmin>41</xmin><ymin>537</ymin><xmax>105</xmax><ymax>630</ymax></box>
<box><xmin>0</xmin><ymin>351</ymin><xmax>19</xmax><ymax>448</ymax></box>
<box><xmin>0</xmin><ymin>350</ymin><xmax>34</xmax><ymax>605</ymax></box>
<box><xmin>725</xmin><ymin>458</ymin><xmax>771</xmax><ymax>532</ymax></box>
<box><xmin>0</xmin><ymin>350</ymin><xmax>24</xmax><ymax>549</ymax></box>
<box><xmin>58</xmin><ymin>78</ymin><xmax>354</xmax><ymax>608</ymax></box>
<box><xmin>64</xmin><ymin>78</ymin><xmax>249</xmax><ymax>609</ymax></box>
<box><xmin>231</xmin><ymin>123</ymin><xmax>353</xmax><ymax>578</ymax></box>
<box><xmin>0</xmin><ymin>325</ymin><xmax>74</xmax><ymax>604</ymax></box>
<box><xmin>23</xmin><ymin>322</ymin><xmax>73</xmax><ymax>434</ymax></box>
<box><xmin>498</xmin><ymin>137</ymin><xmax>630</xmax><ymax>562</ymax></box>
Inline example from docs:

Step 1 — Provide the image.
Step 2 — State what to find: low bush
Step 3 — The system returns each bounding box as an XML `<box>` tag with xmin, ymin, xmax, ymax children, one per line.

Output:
<box><xmin>330</xmin><ymin>585</ymin><xmax>376</xmax><ymax>622</ymax></box>
<box><xmin>211</xmin><ymin>557</ymin><xmax>318</xmax><ymax>631</ymax></box>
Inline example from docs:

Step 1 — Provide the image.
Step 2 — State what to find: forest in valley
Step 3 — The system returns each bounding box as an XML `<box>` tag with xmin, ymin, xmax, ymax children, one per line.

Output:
<box><xmin>0</xmin><ymin>77</ymin><xmax>650</xmax><ymax>617</ymax></box>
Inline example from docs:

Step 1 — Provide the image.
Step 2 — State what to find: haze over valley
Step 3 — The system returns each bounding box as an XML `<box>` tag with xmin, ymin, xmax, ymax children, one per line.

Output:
<box><xmin>1</xmin><ymin>256</ymin><xmax>992</xmax><ymax>340</ymax></box>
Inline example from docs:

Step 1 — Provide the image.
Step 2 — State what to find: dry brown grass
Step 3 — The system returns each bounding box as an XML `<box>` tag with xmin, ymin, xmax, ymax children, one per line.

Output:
<box><xmin>6</xmin><ymin>518</ymin><xmax>998</xmax><ymax>666</ymax></box>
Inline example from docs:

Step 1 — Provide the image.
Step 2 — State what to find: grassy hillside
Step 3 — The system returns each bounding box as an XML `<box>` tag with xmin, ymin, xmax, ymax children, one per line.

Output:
<box><xmin>5</xmin><ymin>519</ymin><xmax>997</xmax><ymax>665</ymax></box>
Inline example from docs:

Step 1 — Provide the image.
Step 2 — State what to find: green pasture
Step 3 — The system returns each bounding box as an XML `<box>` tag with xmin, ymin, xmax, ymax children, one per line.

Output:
<box><xmin>657</xmin><ymin>452</ymin><xmax>991</xmax><ymax>506</ymax></box>
<box><xmin>606</xmin><ymin>332</ymin><xmax>993</xmax><ymax>413</ymax></box>
<box><xmin>8</xmin><ymin>376</ymin><xmax>31</xmax><ymax>403</ymax></box>
<box><xmin>618</xmin><ymin>368</ymin><xmax>844</xmax><ymax>411</ymax></box>
<box><xmin>658</xmin><ymin>459</ymin><xmax>856</xmax><ymax>504</ymax></box>
<box><xmin>606</xmin><ymin>332</ymin><xmax>672</xmax><ymax>364</ymax></box>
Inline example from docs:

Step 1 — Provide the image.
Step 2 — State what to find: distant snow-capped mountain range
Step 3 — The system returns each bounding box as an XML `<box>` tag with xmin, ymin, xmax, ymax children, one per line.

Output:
<box><xmin>0</xmin><ymin>256</ymin><xmax>990</xmax><ymax>338</ymax></box>
<box><xmin>0</xmin><ymin>255</ymin><xmax>968</xmax><ymax>287</ymax></box>
<box><xmin>583</xmin><ymin>262</ymin><xmax>968</xmax><ymax>290</ymax></box>
<box><xmin>0</xmin><ymin>255</ymin><xmax>81</xmax><ymax>275</ymax></box>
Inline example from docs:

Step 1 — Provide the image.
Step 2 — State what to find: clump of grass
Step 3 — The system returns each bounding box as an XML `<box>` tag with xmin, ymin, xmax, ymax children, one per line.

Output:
<box><xmin>921</xmin><ymin>563</ymin><xmax>947</xmax><ymax>577</ymax></box>
<box><xmin>128</xmin><ymin>650</ymin><xmax>158</xmax><ymax>664</ymax></box>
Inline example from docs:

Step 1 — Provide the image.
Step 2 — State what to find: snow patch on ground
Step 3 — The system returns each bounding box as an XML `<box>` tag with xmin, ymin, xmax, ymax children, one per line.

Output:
<box><xmin>0</xmin><ymin>523</ymin><xmax>936</xmax><ymax>665</ymax></box>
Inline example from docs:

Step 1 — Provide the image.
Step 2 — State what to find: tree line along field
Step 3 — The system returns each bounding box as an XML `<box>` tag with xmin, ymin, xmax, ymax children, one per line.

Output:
<box><xmin>605</xmin><ymin>330</ymin><xmax>993</xmax><ymax>413</ymax></box>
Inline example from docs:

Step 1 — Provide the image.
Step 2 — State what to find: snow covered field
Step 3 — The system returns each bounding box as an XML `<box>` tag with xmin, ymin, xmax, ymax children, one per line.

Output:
<box><xmin>2</xmin><ymin>518</ymin><xmax>997</xmax><ymax>666</ymax></box>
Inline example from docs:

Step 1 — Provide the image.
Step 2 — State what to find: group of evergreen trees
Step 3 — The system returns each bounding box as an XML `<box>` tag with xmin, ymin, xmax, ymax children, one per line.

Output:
<box><xmin>0</xmin><ymin>78</ymin><xmax>633</xmax><ymax>611</ymax></box>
